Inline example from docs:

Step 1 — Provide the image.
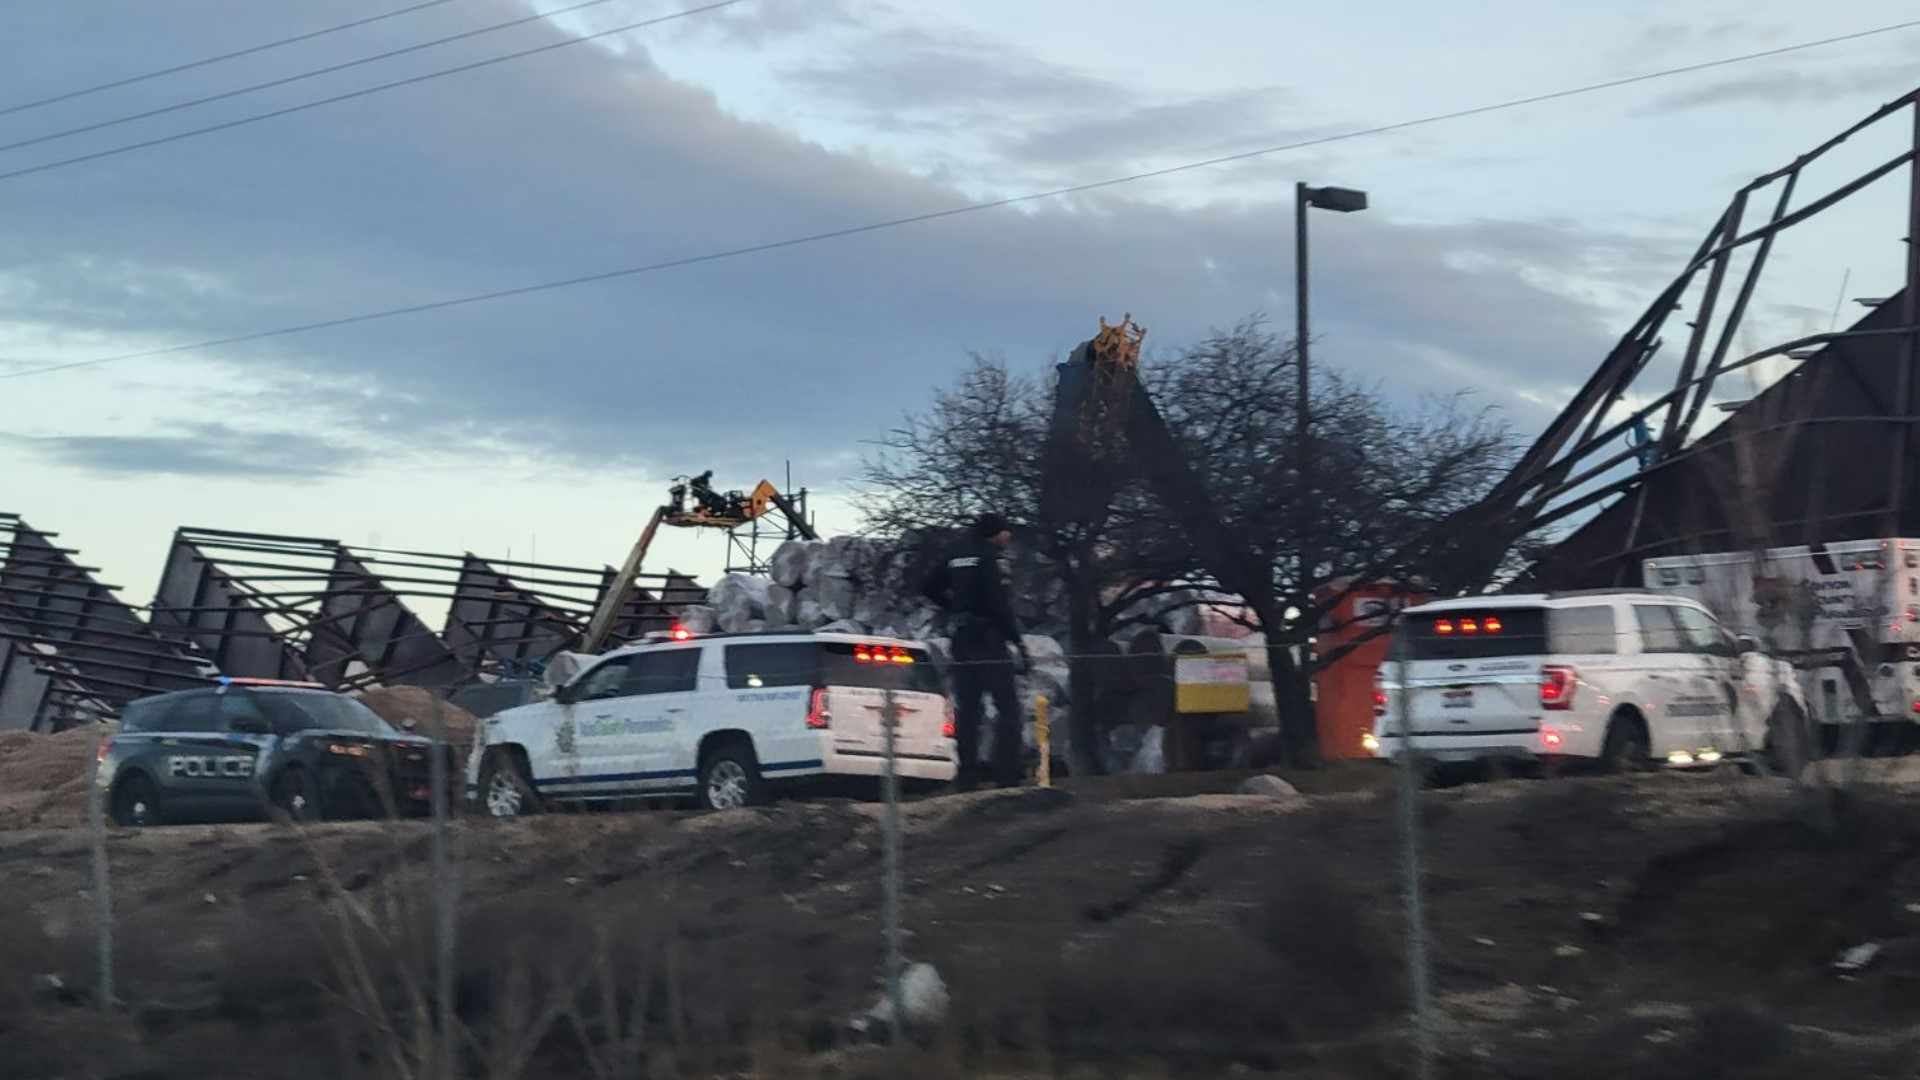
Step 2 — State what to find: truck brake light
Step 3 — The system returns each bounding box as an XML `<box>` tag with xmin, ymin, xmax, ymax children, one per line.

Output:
<box><xmin>806</xmin><ymin>688</ymin><xmax>831</xmax><ymax>729</ymax></box>
<box><xmin>1540</xmin><ymin>665</ymin><xmax>1577</xmax><ymax>711</ymax></box>
<box><xmin>1373</xmin><ymin>687</ymin><xmax>1388</xmax><ymax>716</ymax></box>
<box><xmin>942</xmin><ymin>699</ymin><xmax>956</xmax><ymax>739</ymax></box>
<box><xmin>96</xmin><ymin>735</ymin><xmax>113</xmax><ymax>764</ymax></box>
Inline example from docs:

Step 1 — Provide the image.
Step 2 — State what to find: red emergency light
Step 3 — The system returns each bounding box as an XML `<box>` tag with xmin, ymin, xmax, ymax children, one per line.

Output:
<box><xmin>853</xmin><ymin>645</ymin><xmax>915</xmax><ymax>664</ymax></box>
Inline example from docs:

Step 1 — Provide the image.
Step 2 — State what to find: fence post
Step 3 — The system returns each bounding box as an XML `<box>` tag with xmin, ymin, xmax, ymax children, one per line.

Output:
<box><xmin>428</xmin><ymin>700</ymin><xmax>457</xmax><ymax>1078</ymax></box>
<box><xmin>1393</xmin><ymin>648</ymin><xmax>1435</xmax><ymax>1078</ymax></box>
<box><xmin>1034</xmin><ymin>695</ymin><xmax>1051</xmax><ymax>788</ymax></box>
<box><xmin>85</xmin><ymin>723</ymin><xmax>114</xmax><ymax>1012</ymax></box>
<box><xmin>881</xmin><ymin>686</ymin><xmax>905</xmax><ymax>1044</ymax></box>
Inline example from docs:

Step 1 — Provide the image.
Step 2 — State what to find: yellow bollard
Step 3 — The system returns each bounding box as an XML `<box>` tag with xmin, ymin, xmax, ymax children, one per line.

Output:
<box><xmin>1034</xmin><ymin>695</ymin><xmax>1051</xmax><ymax>788</ymax></box>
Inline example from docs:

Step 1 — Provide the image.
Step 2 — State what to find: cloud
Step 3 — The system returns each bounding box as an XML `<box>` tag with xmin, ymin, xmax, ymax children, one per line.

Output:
<box><xmin>0</xmin><ymin>0</ymin><xmax>1658</xmax><ymax>491</ymax></box>
<box><xmin>1644</xmin><ymin>61</ymin><xmax>1920</xmax><ymax>113</ymax></box>
<box><xmin>4</xmin><ymin>423</ymin><xmax>368</xmax><ymax>480</ymax></box>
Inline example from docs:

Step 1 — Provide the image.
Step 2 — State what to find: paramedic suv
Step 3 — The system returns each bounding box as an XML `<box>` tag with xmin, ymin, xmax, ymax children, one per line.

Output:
<box><xmin>99</xmin><ymin>679</ymin><xmax>453</xmax><ymax>826</ymax></box>
<box><xmin>468</xmin><ymin>630</ymin><xmax>956</xmax><ymax>816</ymax></box>
<box><xmin>1369</xmin><ymin>592</ymin><xmax>1808</xmax><ymax>775</ymax></box>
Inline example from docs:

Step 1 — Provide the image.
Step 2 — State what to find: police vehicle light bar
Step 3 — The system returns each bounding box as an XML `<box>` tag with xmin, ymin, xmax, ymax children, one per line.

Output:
<box><xmin>216</xmin><ymin>676</ymin><xmax>326</xmax><ymax>688</ymax></box>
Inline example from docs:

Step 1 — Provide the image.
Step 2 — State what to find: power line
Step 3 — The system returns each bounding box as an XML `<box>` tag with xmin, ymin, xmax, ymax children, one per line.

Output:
<box><xmin>0</xmin><ymin>0</ymin><xmax>472</xmax><ymax>120</ymax></box>
<box><xmin>3</xmin><ymin>18</ymin><xmax>1917</xmax><ymax>384</ymax></box>
<box><xmin>0</xmin><ymin>0</ymin><xmax>631</xmax><ymax>157</ymax></box>
<box><xmin>0</xmin><ymin>0</ymin><xmax>750</xmax><ymax>185</ymax></box>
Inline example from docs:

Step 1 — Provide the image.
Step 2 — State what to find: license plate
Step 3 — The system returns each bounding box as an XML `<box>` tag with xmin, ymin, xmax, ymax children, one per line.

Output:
<box><xmin>1441</xmin><ymin>689</ymin><xmax>1474</xmax><ymax>709</ymax></box>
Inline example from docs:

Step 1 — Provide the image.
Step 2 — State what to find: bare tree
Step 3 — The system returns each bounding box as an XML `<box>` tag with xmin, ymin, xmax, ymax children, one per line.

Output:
<box><xmin>862</xmin><ymin>324</ymin><xmax>1515</xmax><ymax>768</ymax></box>
<box><xmin>858</xmin><ymin>354</ymin><xmax>1200</xmax><ymax>773</ymax></box>
<box><xmin>1150</xmin><ymin>320</ymin><xmax>1516</xmax><ymax>761</ymax></box>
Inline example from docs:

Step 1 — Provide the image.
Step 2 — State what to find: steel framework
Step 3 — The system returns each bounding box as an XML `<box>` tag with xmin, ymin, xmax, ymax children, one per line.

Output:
<box><xmin>0</xmin><ymin>515</ymin><xmax>212</xmax><ymax>731</ymax></box>
<box><xmin>1441</xmin><ymin>88</ymin><xmax>1920</xmax><ymax>590</ymax></box>
<box><xmin>148</xmin><ymin>527</ymin><xmax>707</xmax><ymax>692</ymax></box>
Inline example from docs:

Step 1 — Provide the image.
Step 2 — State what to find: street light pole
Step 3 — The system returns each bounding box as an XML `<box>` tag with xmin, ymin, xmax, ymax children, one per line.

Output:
<box><xmin>1292</xmin><ymin>180</ymin><xmax>1368</xmax><ymax>756</ymax></box>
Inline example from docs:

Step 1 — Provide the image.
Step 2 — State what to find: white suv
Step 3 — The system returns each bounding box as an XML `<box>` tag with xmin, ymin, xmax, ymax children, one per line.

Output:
<box><xmin>467</xmin><ymin>631</ymin><xmax>956</xmax><ymax>815</ymax></box>
<box><xmin>1368</xmin><ymin>591</ymin><xmax>1808</xmax><ymax>772</ymax></box>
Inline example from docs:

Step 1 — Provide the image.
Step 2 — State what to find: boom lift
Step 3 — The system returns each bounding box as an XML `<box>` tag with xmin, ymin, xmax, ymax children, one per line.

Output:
<box><xmin>579</xmin><ymin>473</ymin><xmax>817</xmax><ymax>654</ymax></box>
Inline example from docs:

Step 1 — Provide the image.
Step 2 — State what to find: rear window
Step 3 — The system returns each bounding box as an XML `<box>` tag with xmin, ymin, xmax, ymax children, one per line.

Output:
<box><xmin>1396</xmin><ymin>605</ymin><xmax>1618</xmax><ymax>660</ymax></box>
<box><xmin>725</xmin><ymin>641</ymin><xmax>943</xmax><ymax>694</ymax></box>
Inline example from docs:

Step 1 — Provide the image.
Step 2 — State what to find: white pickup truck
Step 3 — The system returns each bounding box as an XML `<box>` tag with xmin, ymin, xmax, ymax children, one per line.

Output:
<box><xmin>466</xmin><ymin>631</ymin><xmax>957</xmax><ymax>815</ymax></box>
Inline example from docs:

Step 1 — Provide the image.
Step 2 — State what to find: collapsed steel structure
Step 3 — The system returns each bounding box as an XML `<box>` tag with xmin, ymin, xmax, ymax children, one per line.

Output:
<box><xmin>0</xmin><ymin>520</ymin><xmax>708</xmax><ymax>730</ymax></box>
<box><xmin>0</xmin><ymin>515</ymin><xmax>212</xmax><ymax>731</ymax></box>
<box><xmin>1440</xmin><ymin>88</ymin><xmax>1920</xmax><ymax>589</ymax></box>
<box><xmin>148</xmin><ymin>527</ymin><xmax>705</xmax><ymax>690</ymax></box>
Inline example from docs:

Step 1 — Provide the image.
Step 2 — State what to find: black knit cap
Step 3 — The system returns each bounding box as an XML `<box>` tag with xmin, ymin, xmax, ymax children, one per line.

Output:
<box><xmin>971</xmin><ymin>512</ymin><xmax>1012</xmax><ymax>539</ymax></box>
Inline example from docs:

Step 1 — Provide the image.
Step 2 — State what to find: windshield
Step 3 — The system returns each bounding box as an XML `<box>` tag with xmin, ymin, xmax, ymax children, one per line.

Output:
<box><xmin>252</xmin><ymin>691</ymin><xmax>395</xmax><ymax>735</ymax></box>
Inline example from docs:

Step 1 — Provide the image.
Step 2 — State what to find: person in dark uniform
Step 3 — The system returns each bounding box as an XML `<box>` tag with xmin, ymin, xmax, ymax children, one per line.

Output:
<box><xmin>922</xmin><ymin>513</ymin><xmax>1030</xmax><ymax>790</ymax></box>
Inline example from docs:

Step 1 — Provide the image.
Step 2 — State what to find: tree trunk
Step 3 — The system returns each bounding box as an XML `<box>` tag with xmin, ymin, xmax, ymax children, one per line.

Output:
<box><xmin>1065</xmin><ymin>566</ymin><xmax>1107</xmax><ymax>776</ymax></box>
<box><xmin>1255</xmin><ymin>604</ymin><xmax>1320</xmax><ymax>768</ymax></box>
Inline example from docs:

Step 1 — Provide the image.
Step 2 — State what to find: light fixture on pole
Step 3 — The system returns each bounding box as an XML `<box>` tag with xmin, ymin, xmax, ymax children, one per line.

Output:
<box><xmin>1294</xmin><ymin>181</ymin><xmax>1367</xmax><ymax>727</ymax></box>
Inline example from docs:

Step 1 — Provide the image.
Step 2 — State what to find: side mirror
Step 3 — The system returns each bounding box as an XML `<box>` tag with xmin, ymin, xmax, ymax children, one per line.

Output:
<box><xmin>1737</xmin><ymin>635</ymin><xmax>1758</xmax><ymax>654</ymax></box>
<box><xmin>553</xmin><ymin>683</ymin><xmax>578</xmax><ymax>705</ymax></box>
<box><xmin>401</xmin><ymin>717</ymin><xmax>418</xmax><ymax>732</ymax></box>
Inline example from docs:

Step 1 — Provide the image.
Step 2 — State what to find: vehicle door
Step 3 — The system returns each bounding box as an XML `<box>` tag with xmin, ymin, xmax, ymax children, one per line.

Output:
<box><xmin>152</xmin><ymin>690</ymin><xmax>268</xmax><ymax>818</ymax></box>
<box><xmin>1675</xmin><ymin>605</ymin><xmax>1760</xmax><ymax>753</ymax></box>
<box><xmin>1630</xmin><ymin>603</ymin><xmax>1709</xmax><ymax>754</ymax></box>
<box><xmin>620</xmin><ymin>646</ymin><xmax>703</xmax><ymax>790</ymax></box>
<box><xmin>552</xmin><ymin>654</ymin><xmax>641</xmax><ymax>790</ymax></box>
<box><xmin>818</xmin><ymin>641</ymin><xmax>950</xmax><ymax>764</ymax></box>
<box><xmin>723</xmin><ymin>640</ymin><xmax>826</xmax><ymax>772</ymax></box>
<box><xmin>1392</xmin><ymin>607</ymin><xmax>1548</xmax><ymax>738</ymax></box>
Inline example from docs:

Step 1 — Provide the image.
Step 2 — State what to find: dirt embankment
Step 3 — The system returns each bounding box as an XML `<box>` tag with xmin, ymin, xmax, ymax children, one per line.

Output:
<box><xmin>0</xmin><ymin>726</ymin><xmax>106</xmax><ymax>830</ymax></box>
<box><xmin>353</xmin><ymin>685</ymin><xmax>480</xmax><ymax>753</ymax></box>
<box><xmin>4</xmin><ymin>774</ymin><xmax>1920</xmax><ymax>1077</ymax></box>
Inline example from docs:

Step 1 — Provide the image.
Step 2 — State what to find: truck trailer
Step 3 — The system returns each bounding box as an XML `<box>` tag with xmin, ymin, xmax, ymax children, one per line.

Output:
<box><xmin>1644</xmin><ymin>539</ymin><xmax>1920</xmax><ymax>750</ymax></box>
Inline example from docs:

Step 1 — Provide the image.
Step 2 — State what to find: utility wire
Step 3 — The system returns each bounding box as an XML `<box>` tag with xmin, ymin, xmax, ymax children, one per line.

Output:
<box><xmin>0</xmin><ymin>0</ymin><xmax>635</xmax><ymax>156</ymax></box>
<box><xmin>0</xmin><ymin>0</ymin><xmax>750</xmax><ymax>184</ymax></box>
<box><xmin>0</xmin><ymin>0</ymin><xmax>471</xmax><ymax>120</ymax></box>
<box><xmin>2</xmin><ymin>17</ymin><xmax>1917</xmax><ymax>383</ymax></box>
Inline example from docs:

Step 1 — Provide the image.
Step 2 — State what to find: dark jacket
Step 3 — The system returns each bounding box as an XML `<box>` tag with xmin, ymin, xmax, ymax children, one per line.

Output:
<box><xmin>921</xmin><ymin>539</ymin><xmax>1023</xmax><ymax>658</ymax></box>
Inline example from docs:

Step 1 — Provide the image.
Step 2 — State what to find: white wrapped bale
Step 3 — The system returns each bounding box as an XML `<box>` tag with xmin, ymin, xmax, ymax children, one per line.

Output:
<box><xmin>813</xmin><ymin>573</ymin><xmax>858</xmax><ymax>622</ymax></box>
<box><xmin>765</xmin><ymin>583</ymin><xmax>800</xmax><ymax>628</ymax></box>
<box><xmin>678</xmin><ymin>605</ymin><xmax>718</xmax><ymax>634</ymax></box>
<box><xmin>709</xmin><ymin>574</ymin><xmax>771</xmax><ymax>633</ymax></box>
<box><xmin>817</xmin><ymin>619</ymin><xmax>869</xmax><ymax>635</ymax></box>
<box><xmin>796</xmin><ymin>597</ymin><xmax>828</xmax><ymax>629</ymax></box>
<box><xmin>770</xmin><ymin>540</ymin><xmax>819</xmax><ymax>589</ymax></box>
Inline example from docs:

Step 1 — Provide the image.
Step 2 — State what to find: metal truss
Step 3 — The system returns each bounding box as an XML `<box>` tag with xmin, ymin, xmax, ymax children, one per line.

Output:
<box><xmin>1450</xmin><ymin>88</ymin><xmax>1920</xmax><ymax>589</ymax></box>
<box><xmin>149</xmin><ymin>527</ymin><xmax>707</xmax><ymax>692</ymax></box>
<box><xmin>0</xmin><ymin>515</ymin><xmax>212</xmax><ymax>731</ymax></box>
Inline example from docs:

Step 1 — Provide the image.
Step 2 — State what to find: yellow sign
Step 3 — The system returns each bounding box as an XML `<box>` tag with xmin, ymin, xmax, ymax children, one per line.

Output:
<box><xmin>1034</xmin><ymin>695</ymin><xmax>1051</xmax><ymax>788</ymax></box>
<box><xmin>1174</xmin><ymin>653</ymin><xmax>1251</xmax><ymax>714</ymax></box>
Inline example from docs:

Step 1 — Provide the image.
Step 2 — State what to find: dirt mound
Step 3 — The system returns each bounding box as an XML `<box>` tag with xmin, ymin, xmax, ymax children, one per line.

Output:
<box><xmin>353</xmin><ymin>686</ymin><xmax>479</xmax><ymax>752</ymax></box>
<box><xmin>0</xmin><ymin>725</ymin><xmax>109</xmax><ymax>829</ymax></box>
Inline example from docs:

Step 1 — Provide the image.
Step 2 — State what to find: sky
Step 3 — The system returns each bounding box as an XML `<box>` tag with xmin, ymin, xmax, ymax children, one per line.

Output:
<box><xmin>0</xmin><ymin>0</ymin><xmax>1917</xmax><ymax>609</ymax></box>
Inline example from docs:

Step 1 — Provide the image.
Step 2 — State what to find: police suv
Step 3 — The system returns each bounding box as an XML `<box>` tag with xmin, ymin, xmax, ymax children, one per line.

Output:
<box><xmin>1369</xmin><ymin>591</ymin><xmax>1810</xmax><ymax>773</ymax></box>
<box><xmin>467</xmin><ymin>631</ymin><xmax>957</xmax><ymax>816</ymax></box>
<box><xmin>99</xmin><ymin>678</ymin><xmax>452</xmax><ymax>826</ymax></box>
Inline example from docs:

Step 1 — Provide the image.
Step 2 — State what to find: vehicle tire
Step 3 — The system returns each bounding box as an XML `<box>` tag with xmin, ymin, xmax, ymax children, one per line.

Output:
<box><xmin>477</xmin><ymin>749</ymin><xmax>542</xmax><ymax>819</ymax></box>
<box><xmin>1763</xmin><ymin>701</ymin><xmax>1817</xmax><ymax>777</ymax></box>
<box><xmin>272</xmin><ymin>767</ymin><xmax>326</xmax><ymax>823</ymax></box>
<box><xmin>1599</xmin><ymin>714</ymin><xmax>1651</xmax><ymax>775</ymax></box>
<box><xmin>698</xmin><ymin>740</ymin><xmax>768</xmax><ymax>810</ymax></box>
<box><xmin>110</xmin><ymin>774</ymin><xmax>164</xmax><ymax>828</ymax></box>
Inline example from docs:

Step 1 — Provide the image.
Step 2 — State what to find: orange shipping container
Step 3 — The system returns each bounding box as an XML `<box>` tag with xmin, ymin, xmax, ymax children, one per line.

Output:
<box><xmin>1310</xmin><ymin>579</ymin><xmax>1427</xmax><ymax>760</ymax></box>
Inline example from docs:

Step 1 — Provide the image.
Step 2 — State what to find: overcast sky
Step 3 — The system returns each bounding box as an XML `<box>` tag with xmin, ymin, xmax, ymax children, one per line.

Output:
<box><xmin>1</xmin><ymin>0</ymin><xmax>1916</xmax><ymax>605</ymax></box>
